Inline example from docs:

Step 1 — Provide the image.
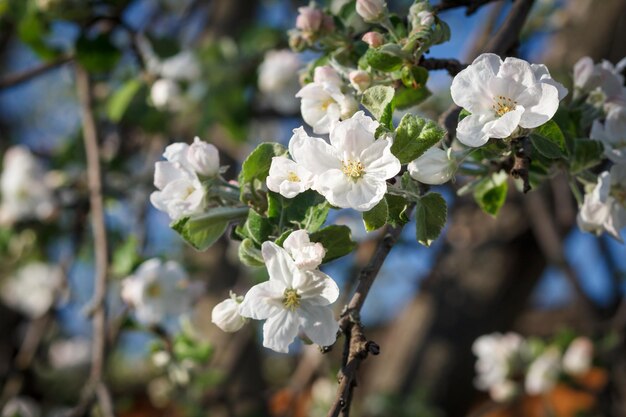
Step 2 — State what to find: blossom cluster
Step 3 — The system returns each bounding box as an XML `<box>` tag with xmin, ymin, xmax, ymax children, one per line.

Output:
<box><xmin>473</xmin><ymin>332</ymin><xmax>595</xmax><ymax>402</ymax></box>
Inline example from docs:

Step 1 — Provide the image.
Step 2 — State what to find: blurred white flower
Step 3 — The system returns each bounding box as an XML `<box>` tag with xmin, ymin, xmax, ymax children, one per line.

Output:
<box><xmin>150</xmin><ymin>142</ymin><xmax>206</xmax><ymax>220</ymax></box>
<box><xmin>296</xmin><ymin>6</ymin><xmax>323</xmax><ymax>34</ymax></box>
<box><xmin>288</xmin><ymin>112</ymin><xmax>400</xmax><ymax>211</ymax></box>
<box><xmin>577</xmin><ymin>164</ymin><xmax>626</xmax><ymax>241</ymax></box>
<box><xmin>159</xmin><ymin>51</ymin><xmax>201</xmax><ymax>82</ymax></box>
<box><xmin>1</xmin><ymin>262</ymin><xmax>62</xmax><ymax>318</ymax></box>
<box><xmin>451</xmin><ymin>54</ymin><xmax>562</xmax><ymax>147</ymax></box>
<box><xmin>590</xmin><ymin>105</ymin><xmax>626</xmax><ymax>164</ymax></box>
<box><xmin>0</xmin><ymin>146</ymin><xmax>55</xmax><ymax>226</ymax></box>
<box><xmin>187</xmin><ymin>137</ymin><xmax>220</xmax><ymax>177</ymax></box>
<box><xmin>239</xmin><ymin>241</ymin><xmax>339</xmax><ymax>353</ymax></box>
<box><xmin>472</xmin><ymin>332</ymin><xmax>526</xmax><ymax>394</ymax></box>
<box><xmin>150</xmin><ymin>79</ymin><xmax>182</xmax><ymax>111</ymax></box>
<box><xmin>489</xmin><ymin>379</ymin><xmax>520</xmax><ymax>403</ymax></box>
<box><xmin>258</xmin><ymin>49</ymin><xmax>302</xmax><ymax>114</ymax></box>
<box><xmin>211</xmin><ymin>292</ymin><xmax>247</xmax><ymax>332</ymax></box>
<box><xmin>283</xmin><ymin>229</ymin><xmax>326</xmax><ymax>271</ymax></box>
<box><xmin>525</xmin><ymin>348</ymin><xmax>561</xmax><ymax>395</ymax></box>
<box><xmin>356</xmin><ymin>0</ymin><xmax>386</xmax><ymax>22</ymax></box>
<box><xmin>121</xmin><ymin>258</ymin><xmax>193</xmax><ymax>326</ymax></box>
<box><xmin>573</xmin><ymin>56</ymin><xmax>626</xmax><ymax>107</ymax></box>
<box><xmin>48</xmin><ymin>337</ymin><xmax>91</xmax><ymax>369</ymax></box>
<box><xmin>266</xmin><ymin>156</ymin><xmax>315</xmax><ymax>198</ymax></box>
<box><xmin>407</xmin><ymin>147</ymin><xmax>457</xmax><ymax>185</ymax></box>
<box><xmin>296</xmin><ymin>66</ymin><xmax>358</xmax><ymax>134</ymax></box>
<box><xmin>562</xmin><ymin>337</ymin><xmax>594</xmax><ymax>377</ymax></box>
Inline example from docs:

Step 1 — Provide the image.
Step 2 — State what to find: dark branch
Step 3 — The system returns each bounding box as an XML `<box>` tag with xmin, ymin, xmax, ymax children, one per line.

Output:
<box><xmin>434</xmin><ymin>0</ymin><xmax>505</xmax><ymax>15</ymax></box>
<box><xmin>420</xmin><ymin>57</ymin><xmax>467</xmax><ymax>77</ymax></box>
<box><xmin>0</xmin><ymin>55</ymin><xmax>73</xmax><ymax>90</ymax></box>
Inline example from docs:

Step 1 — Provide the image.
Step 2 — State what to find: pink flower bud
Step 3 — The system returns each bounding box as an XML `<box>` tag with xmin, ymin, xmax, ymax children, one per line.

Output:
<box><xmin>313</xmin><ymin>66</ymin><xmax>342</xmax><ymax>86</ymax></box>
<box><xmin>356</xmin><ymin>0</ymin><xmax>386</xmax><ymax>22</ymax></box>
<box><xmin>296</xmin><ymin>6</ymin><xmax>323</xmax><ymax>33</ymax></box>
<box><xmin>362</xmin><ymin>31</ymin><xmax>384</xmax><ymax>48</ymax></box>
<box><xmin>349</xmin><ymin>70</ymin><xmax>371</xmax><ymax>92</ymax></box>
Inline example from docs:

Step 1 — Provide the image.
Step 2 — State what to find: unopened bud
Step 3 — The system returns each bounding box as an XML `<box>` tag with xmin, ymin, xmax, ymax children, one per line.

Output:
<box><xmin>349</xmin><ymin>70</ymin><xmax>371</xmax><ymax>92</ymax></box>
<box><xmin>362</xmin><ymin>31</ymin><xmax>384</xmax><ymax>48</ymax></box>
<box><xmin>187</xmin><ymin>137</ymin><xmax>220</xmax><ymax>177</ymax></box>
<box><xmin>211</xmin><ymin>292</ymin><xmax>247</xmax><ymax>333</ymax></box>
<box><xmin>296</xmin><ymin>6</ymin><xmax>323</xmax><ymax>33</ymax></box>
<box><xmin>356</xmin><ymin>0</ymin><xmax>386</xmax><ymax>22</ymax></box>
<box><xmin>407</xmin><ymin>147</ymin><xmax>457</xmax><ymax>185</ymax></box>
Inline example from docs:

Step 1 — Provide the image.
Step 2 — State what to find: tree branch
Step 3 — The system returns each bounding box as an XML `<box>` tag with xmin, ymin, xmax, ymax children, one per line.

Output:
<box><xmin>0</xmin><ymin>55</ymin><xmax>74</xmax><ymax>90</ymax></box>
<box><xmin>434</xmin><ymin>0</ymin><xmax>504</xmax><ymax>15</ymax></box>
<box><xmin>420</xmin><ymin>57</ymin><xmax>467</xmax><ymax>77</ymax></box>
<box><xmin>484</xmin><ymin>0</ymin><xmax>535</xmax><ymax>56</ymax></box>
<box><xmin>69</xmin><ymin>65</ymin><xmax>114</xmax><ymax>417</ymax></box>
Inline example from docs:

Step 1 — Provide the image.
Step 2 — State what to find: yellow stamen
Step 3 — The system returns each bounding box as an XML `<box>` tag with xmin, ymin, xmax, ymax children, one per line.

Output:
<box><xmin>283</xmin><ymin>288</ymin><xmax>301</xmax><ymax>311</ymax></box>
<box><xmin>146</xmin><ymin>282</ymin><xmax>162</xmax><ymax>298</ymax></box>
<box><xmin>287</xmin><ymin>171</ymin><xmax>300</xmax><ymax>182</ymax></box>
<box><xmin>341</xmin><ymin>160</ymin><xmax>365</xmax><ymax>179</ymax></box>
<box><xmin>492</xmin><ymin>95</ymin><xmax>517</xmax><ymax>117</ymax></box>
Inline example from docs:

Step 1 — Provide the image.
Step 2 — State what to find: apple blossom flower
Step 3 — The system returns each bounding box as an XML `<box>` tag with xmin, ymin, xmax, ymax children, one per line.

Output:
<box><xmin>266</xmin><ymin>156</ymin><xmax>315</xmax><ymax>198</ymax></box>
<box><xmin>525</xmin><ymin>348</ymin><xmax>561</xmax><ymax>395</ymax></box>
<box><xmin>356</xmin><ymin>0</ymin><xmax>386</xmax><ymax>22</ymax></box>
<box><xmin>296</xmin><ymin>65</ymin><xmax>359</xmax><ymax>134</ymax></box>
<box><xmin>573</xmin><ymin>56</ymin><xmax>626</xmax><ymax>107</ymax></box>
<box><xmin>282</xmin><ymin>229</ymin><xmax>326</xmax><ymax>271</ymax></box>
<box><xmin>489</xmin><ymin>380</ymin><xmax>520</xmax><ymax>403</ymax></box>
<box><xmin>239</xmin><ymin>241</ymin><xmax>339</xmax><ymax>353</ymax></box>
<box><xmin>472</xmin><ymin>332</ymin><xmax>527</xmax><ymax>392</ymax></box>
<box><xmin>150</xmin><ymin>142</ymin><xmax>207</xmax><ymax>220</ymax></box>
<box><xmin>362</xmin><ymin>31</ymin><xmax>384</xmax><ymax>48</ymax></box>
<box><xmin>159</xmin><ymin>50</ymin><xmax>201</xmax><ymax>82</ymax></box>
<box><xmin>0</xmin><ymin>262</ymin><xmax>63</xmax><ymax>319</ymax></box>
<box><xmin>121</xmin><ymin>258</ymin><xmax>193</xmax><ymax>326</ymax></box>
<box><xmin>288</xmin><ymin>112</ymin><xmax>401</xmax><ymax>211</ymax></box>
<box><xmin>349</xmin><ymin>70</ymin><xmax>371</xmax><ymax>92</ymax></box>
<box><xmin>577</xmin><ymin>164</ymin><xmax>626</xmax><ymax>241</ymax></box>
<box><xmin>211</xmin><ymin>292</ymin><xmax>247</xmax><ymax>332</ymax></box>
<box><xmin>451</xmin><ymin>53</ymin><xmax>562</xmax><ymax>147</ymax></box>
<box><xmin>0</xmin><ymin>146</ymin><xmax>55</xmax><ymax>225</ymax></box>
<box><xmin>48</xmin><ymin>338</ymin><xmax>91</xmax><ymax>369</ymax></box>
<box><xmin>562</xmin><ymin>337</ymin><xmax>593</xmax><ymax>377</ymax></box>
<box><xmin>258</xmin><ymin>49</ymin><xmax>302</xmax><ymax>114</ymax></box>
<box><xmin>407</xmin><ymin>147</ymin><xmax>457</xmax><ymax>185</ymax></box>
<box><xmin>187</xmin><ymin>137</ymin><xmax>220</xmax><ymax>177</ymax></box>
<box><xmin>590</xmin><ymin>105</ymin><xmax>626</xmax><ymax>164</ymax></box>
<box><xmin>150</xmin><ymin>79</ymin><xmax>182</xmax><ymax>111</ymax></box>
<box><xmin>296</xmin><ymin>6</ymin><xmax>323</xmax><ymax>33</ymax></box>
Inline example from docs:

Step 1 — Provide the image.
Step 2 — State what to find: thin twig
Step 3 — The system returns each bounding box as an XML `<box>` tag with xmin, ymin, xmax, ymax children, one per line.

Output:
<box><xmin>69</xmin><ymin>65</ymin><xmax>114</xmax><ymax>417</ymax></box>
<box><xmin>0</xmin><ymin>55</ymin><xmax>74</xmax><ymax>90</ymax></box>
<box><xmin>420</xmin><ymin>57</ymin><xmax>467</xmax><ymax>77</ymax></box>
<box><xmin>434</xmin><ymin>0</ymin><xmax>504</xmax><ymax>15</ymax></box>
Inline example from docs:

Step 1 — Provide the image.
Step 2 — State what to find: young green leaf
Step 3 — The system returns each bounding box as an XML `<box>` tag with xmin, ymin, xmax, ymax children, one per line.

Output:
<box><xmin>107</xmin><ymin>79</ymin><xmax>144</xmax><ymax>122</ymax></box>
<box><xmin>238</xmin><ymin>238</ymin><xmax>265</xmax><ymax>267</ymax></box>
<box><xmin>309</xmin><ymin>225</ymin><xmax>357</xmax><ymax>263</ymax></box>
<box><xmin>415</xmin><ymin>192</ymin><xmax>447</xmax><ymax>247</ymax></box>
<box><xmin>473</xmin><ymin>172</ymin><xmax>508</xmax><ymax>216</ymax></box>
<box><xmin>385</xmin><ymin>194</ymin><xmax>410</xmax><ymax>227</ymax></box>
<box><xmin>392</xmin><ymin>114</ymin><xmax>445</xmax><ymax>164</ymax></box>
<box><xmin>172</xmin><ymin>207</ymin><xmax>249</xmax><ymax>251</ymax></box>
<box><xmin>363</xmin><ymin>199</ymin><xmax>388</xmax><ymax>231</ymax></box>
<box><xmin>364</xmin><ymin>46</ymin><xmax>404</xmax><ymax>72</ymax></box>
<box><xmin>530</xmin><ymin>120</ymin><xmax>566</xmax><ymax>159</ymax></box>
<box><xmin>362</xmin><ymin>85</ymin><xmax>395</xmax><ymax>127</ymax></box>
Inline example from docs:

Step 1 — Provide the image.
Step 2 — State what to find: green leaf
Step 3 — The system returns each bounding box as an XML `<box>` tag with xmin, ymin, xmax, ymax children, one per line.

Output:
<box><xmin>530</xmin><ymin>120</ymin><xmax>566</xmax><ymax>159</ymax></box>
<box><xmin>392</xmin><ymin>86</ymin><xmax>431</xmax><ymax>109</ymax></box>
<box><xmin>172</xmin><ymin>207</ymin><xmax>249</xmax><ymax>251</ymax></box>
<box><xmin>365</xmin><ymin>45</ymin><xmax>404</xmax><ymax>72</ymax></box>
<box><xmin>473</xmin><ymin>172</ymin><xmax>508</xmax><ymax>216</ymax></box>
<box><xmin>107</xmin><ymin>79</ymin><xmax>143</xmax><ymax>122</ymax></box>
<box><xmin>391</xmin><ymin>114</ymin><xmax>445</xmax><ymax>164</ymax></box>
<box><xmin>414</xmin><ymin>192</ymin><xmax>447</xmax><ymax>247</ymax></box>
<box><xmin>111</xmin><ymin>235</ymin><xmax>139</xmax><ymax>277</ymax></box>
<box><xmin>239</xmin><ymin>143</ymin><xmax>287</xmax><ymax>208</ymax></box>
<box><xmin>75</xmin><ymin>33</ymin><xmax>121</xmax><ymax>73</ymax></box>
<box><xmin>570</xmin><ymin>138</ymin><xmax>604</xmax><ymax>174</ymax></box>
<box><xmin>363</xmin><ymin>199</ymin><xmax>388</xmax><ymax>231</ymax></box>
<box><xmin>362</xmin><ymin>85</ymin><xmax>395</xmax><ymax>125</ymax></box>
<box><xmin>147</xmin><ymin>35</ymin><xmax>180</xmax><ymax>58</ymax></box>
<box><xmin>309</xmin><ymin>225</ymin><xmax>357</xmax><ymax>263</ymax></box>
<box><xmin>238</xmin><ymin>238</ymin><xmax>265</xmax><ymax>267</ymax></box>
<box><xmin>243</xmin><ymin>209</ymin><xmax>274</xmax><ymax>245</ymax></box>
<box><xmin>385</xmin><ymin>194</ymin><xmax>410</xmax><ymax>227</ymax></box>
<box><xmin>267</xmin><ymin>190</ymin><xmax>329</xmax><ymax>233</ymax></box>
<box><xmin>400</xmin><ymin>66</ymin><xmax>428</xmax><ymax>89</ymax></box>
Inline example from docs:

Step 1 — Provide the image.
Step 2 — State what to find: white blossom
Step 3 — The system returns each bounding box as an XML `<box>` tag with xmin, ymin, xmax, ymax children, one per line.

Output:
<box><xmin>121</xmin><ymin>258</ymin><xmax>193</xmax><ymax>326</ymax></box>
<box><xmin>590</xmin><ymin>105</ymin><xmax>626</xmax><ymax>164</ymax></box>
<box><xmin>349</xmin><ymin>70</ymin><xmax>371</xmax><ymax>92</ymax></box>
<box><xmin>266</xmin><ymin>156</ymin><xmax>315</xmax><ymax>198</ymax></box>
<box><xmin>150</xmin><ymin>78</ymin><xmax>182</xmax><ymax>111</ymax></box>
<box><xmin>1</xmin><ymin>262</ymin><xmax>62</xmax><ymax>319</ymax></box>
<box><xmin>451</xmin><ymin>53</ymin><xmax>562</xmax><ymax>147</ymax></box>
<box><xmin>562</xmin><ymin>337</ymin><xmax>594</xmax><ymax>377</ymax></box>
<box><xmin>0</xmin><ymin>146</ymin><xmax>55</xmax><ymax>225</ymax></box>
<box><xmin>211</xmin><ymin>292</ymin><xmax>247</xmax><ymax>333</ymax></box>
<box><xmin>531</xmin><ymin>63</ymin><xmax>569</xmax><ymax>100</ymax></box>
<box><xmin>296</xmin><ymin>6</ymin><xmax>323</xmax><ymax>34</ymax></box>
<box><xmin>150</xmin><ymin>142</ymin><xmax>206</xmax><ymax>220</ymax></box>
<box><xmin>296</xmin><ymin>66</ymin><xmax>358</xmax><ymax>134</ymax></box>
<box><xmin>577</xmin><ymin>164</ymin><xmax>626</xmax><ymax>241</ymax></box>
<box><xmin>356</xmin><ymin>0</ymin><xmax>386</xmax><ymax>22</ymax></box>
<box><xmin>239</xmin><ymin>241</ymin><xmax>339</xmax><ymax>353</ymax></box>
<box><xmin>258</xmin><ymin>49</ymin><xmax>302</xmax><ymax>114</ymax></box>
<box><xmin>525</xmin><ymin>348</ymin><xmax>561</xmax><ymax>395</ymax></box>
<box><xmin>288</xmin><ymin>112</ymin><xmax>401</xmax><ymax>211</ymax></box>
<box><xmin>159</xmin><ymin>51</ymin><xmax>201</xmax><ymax>82</ymax></box>
<box><xmin>472</xmin><ymin>332</ymin><xmax>526</xmax><ymax>392</ymax></box>
<box><xmin>187</xmin><ymin>137</ymin><xmax>220</xmax><ymax>177</ymax></box>
<box><xmin>407</xmin><ymin>147</ymin><xmax>457</xmax><ymax>185</ymax></box>
<box><xmin>489</xmin><ymin>379</ymin><xmax>520</xmax><ymax>403</ymax></box>
<box><xmin>48</xmin><ymin>338</ymin><xmax>91</xmax><ymax>369</ymax></box>
<box><xmin>283</xmin><ymin>229</ymin><xmax>326</xmax><ymax>271</ymax></box>
<box><xmin>573</xmin><ymin>56</ymin><xmax>626</xmax><ymax>107</ymax></box>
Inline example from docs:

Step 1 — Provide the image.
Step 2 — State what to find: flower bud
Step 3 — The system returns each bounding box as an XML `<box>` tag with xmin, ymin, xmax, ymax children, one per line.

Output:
<box><xmin>417</xmin><ymin>10</ymin><xmax>434</xmax><ymax>26</ymax></box>
<box><xmin>356</xmin><ymin>0</ymin><xmax>386</xmax><ymax>22</ymax></box>
<box><xmin>211</xmin><ymin>293</ymin><xmax>247</xmax><ymax>333</ymax></box>
<box><xmin>187</xmin><ymin>137</ymin><xmax>220</xmax><ymax>177</ymax></box>
<box><xmin>313</xmin><ymin>65</ymin><xmax>342</xmax><ymax>86</ymax></box>
<box><xmin>349</xmin><ymin>70</ymin><xmax>371</xmax><ymax>92</ymax></box>
<box><xmin>562</xmin><ymin>337</ymin><xmax>593</xmax><ymax>376</ymax></box>
<box><xmin>407</xmin><ymin>147</ymin><xmax>457</xmax><ymax>185</ymax></box>
<box><xmin>296</xmin><ymin>6</ymin><xmax>323</xmax><ymax>33</ymax></box>
<box><xmin>362</xmin><ymin>31</ymin><xmax>384</xmax><ymax>48</ymax></box>
<box><xmin>339</xmin><ymin>95</ymin><xmax>359</xmax><ymax>120</ymax></box>
<box><xmin>150</xmin><ymin>78</ymin><xmax>181</xmax><ymax>110</ymax></box>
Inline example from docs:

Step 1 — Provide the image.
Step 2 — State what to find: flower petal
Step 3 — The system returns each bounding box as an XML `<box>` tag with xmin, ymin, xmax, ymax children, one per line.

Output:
<box><xmin>456</xmin><ymin>113</ymin><xmax>492</xmax><ymax>147</ymax></box>
<box><xmin>360</xmin><ymin>139</ymin><xmax>401</xmax><ymax>179</ymax></box>
<box><xmin>483</xmin><ymin>106</ymin><xmax>524</xmax><ymax>138</ymax></box>
<box><xmin>297</xmin><ymin>270</ymin><xmax>340</xmax><ymax>305</ymax></box>
<box><xmin>329</xmin><ymin>111</ymin><xmax>378</xmax><ymax>156</ymax></box>
<box><xmin>154</xmin><ymin>161</ymin><xmax>188</xmax><ymax>189</ymax></box>
<box><xmin>451</xmin><ymin>53</ymin><xmax>501</xmax><ymax>113</ymax></box>
<box><xmin>261</xmin><ymin>241</ymin><xmax>302</xmax><ymax>288</ymax></box>
<box><xmin>314</xmin><ymin>169</ymin><xmax>355</xmax><ymax>209</ymax></box>
<box><xmin>345</xmin><ymin>176</ymin><xmax>387</xmax><ymax>212</ymax></box>
<box><xmin>518</xmin><ymin>83</ymin><xmax>559</xmax><ymax>128</ymax></box>
<box><xmin>299</xmin><ymin>303</ymin><xmax>338</xmax><ymax>347</ymax></box>
<box><xmin>262</xmin><ymin>309</ymin><xmax>300</xmax><ymax>353</ymax></box>
<box><xmin>289</xmin><ymin>128</ymin><xmax>341</xmax><ymax>174</ymax></box>
<box><xmin>239</xmin><ymin>281</ymin><xmax>283</xmax><ymax>320</ymax></box>
<box><xmin>498</xmin><ymin>57</ymin><xmax>535</xmax><ymax>87</ymax></box>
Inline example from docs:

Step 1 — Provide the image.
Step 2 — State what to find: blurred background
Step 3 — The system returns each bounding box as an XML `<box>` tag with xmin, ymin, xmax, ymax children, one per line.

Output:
<box><xmin>0</xmin><ymin>0</ymin><xmax>625</xmax><ymax>416</ymax></box>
